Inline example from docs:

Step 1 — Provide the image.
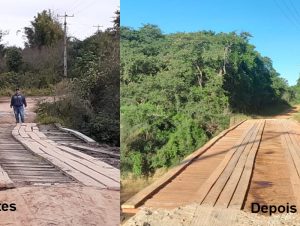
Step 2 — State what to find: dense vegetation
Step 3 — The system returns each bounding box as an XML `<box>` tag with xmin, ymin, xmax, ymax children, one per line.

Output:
<box><xmin>290</xmin><ymin>78</ymin><xmax>300</xmax><ymax>103</ymax></box>
<box><xmin>0</xmin><ymin>10</ymin><xmax>65</xmax><ymax>94</ymax></box>
<box><xmin>0</xmin><ymin>10</ymin><xmax>120</xmax><ymax>146</ymax></box>
<box><xmin>38</xmin><ymin>20</ymin><xmax>120</xmax><ymax>145</ymax></box>
<box><xmin>121</xmin><ymin>25</ymin><xmax>293</xmax><ymax>176</ymax></box>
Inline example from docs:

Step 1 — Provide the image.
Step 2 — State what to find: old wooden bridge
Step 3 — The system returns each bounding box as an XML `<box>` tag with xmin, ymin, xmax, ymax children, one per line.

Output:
<box><xmin>0</xmin><ymin>123</ymin><xmax>120</xmax><ymax>190</ymax></box>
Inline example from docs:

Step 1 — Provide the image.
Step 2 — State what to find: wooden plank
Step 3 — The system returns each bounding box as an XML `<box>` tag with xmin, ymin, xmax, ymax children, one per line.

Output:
<box><xmin>194</xmin><ymin>120</ymin><xmax>257</xmax><ymax>204</ymax></box>
<box><xmin>215</xmin><ymin>120</ymin><xmax>264</xmax><ymax>207</ymax></box>
<box><xmin>281</xmin><ymin>122</ymin><xmax>300</xmax><ymax>178</ymax></box>
<box><xmin>2</xmin><ymin>165</ymin><xmax>54</xmax><ymax>168</ymax></box>
<box><xmin>0</xmin><ymin>146</ymin><xmax>25</xmax><ymax>149</ymax></box>
<box><xmin>287</xmin><ymin>120</ymin><xmax>300</xmax><ymax>160</ymax></box>
<box><xmin>39</xmin><ymin>146</ymin><xmax>119</xmax><ymax>189</ymax></box>
<box><xmin>55</xmin><ymin>123</ymin><xmax>96</xmax><ymax>143</ymax></box>
<box><xmin>121</xmin><ymin>120</ymin><xmax>247</xmax><ymax>210</ymax></box>
<box><xmin>13</xmin><ymin>134</ymin><xmax>105</xmax><ymax>187</ymax></box>
<box><xmin>35</xmin><ymin>131</ymin><xmax>47</xmax><ymax>139</ymax></box>
<box><xmin>228</xmin><ymin>120</ymin><xmax>265</xmax><ymax>209</ymax></box>
<box><xmin>7</xmin><ymin>171</ymin><xmax>66</xmax><ymax>176</ymax></box>
<box><xmin>27</xmin><ymin>131</ymin><xmax>119</xmax><ymax>187</ymax></box>
<box><xmin>25</xmin><ymin>124</ymin><xmax>32</xmax><ymax>132</ymax></box>
<box><xmin>5</xmin><ymin>168</ymin><xmax>57</xmax><ymax>172</ymax></box>
<box><xmin>63</xmin><ymin>143</ymin><xmax>120</xmax><ymax>158</ymax></box>
<box><xmin>11</xmin><ymin>177</ymin><xmax>70</xmax><ymax>182</ymax></box>
<box><xmin>18</xmin><ymin>125</ymin><xmax>29</xmax><ymax>138</ymax></box>
<box><xmin>0</xmin><ymin>157</ymin><xmax>40</xmax><ymax>161</ymax></box>
<box><xmin>14</xmin><ymin>125</ymin><xmax>120</xmax><ymax>189</ymax></box>
<box><xmin>202</xmin><ymin>120</ymin><xmax>261</xmax><ymax>206</ymax></box>
<box><xmin>57</xmin><ymin>145</ymin><xmax>119</xmax><ymax>179</ymax></box>
<box><xmin>203</xmin><ymin>137</ymin><xmax>255</xmax><ymax>205</ymax></box>
<box><xmin>280</xmin><ymin>120</ymin><xmax>300</xmax><ymax>208</ymax></box>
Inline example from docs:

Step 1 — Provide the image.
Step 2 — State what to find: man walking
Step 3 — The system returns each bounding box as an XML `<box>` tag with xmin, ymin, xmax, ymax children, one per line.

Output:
<box><xmin>10</xmin><ymin>88</ymin><xmax>27</xmax><ymax>124</ymax></box>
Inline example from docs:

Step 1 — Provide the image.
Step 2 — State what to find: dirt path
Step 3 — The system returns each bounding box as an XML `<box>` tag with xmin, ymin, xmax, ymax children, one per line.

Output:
<box><xmin>273</xmin><ymin>104</ymin><xmax>300</xmax><ymax>119</ymax></box>
<box><xmin>0</xmin><ymin>185</ymin><xmax>119</xmax><ymax>226</ymax></box>
<box><xmin>0</xmin><ymin>96</ymin><xmax>42</xmax><ymax>123</ymax></box>
<box><xmin>124</xmin><ymin>204</ymin><xmax>300</xmax><ymax>226</ymax></box>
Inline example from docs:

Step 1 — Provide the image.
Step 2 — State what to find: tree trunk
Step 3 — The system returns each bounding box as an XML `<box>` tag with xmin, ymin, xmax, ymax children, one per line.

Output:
<box><xmin>196</xmin><ymin>65</ymin><xmax>203</xmax><ymax>87</ymax></box>
<box><xmin>218</xmin><ymin>45</ymin><xmax>231</xmax><ymax>76</ymax></box>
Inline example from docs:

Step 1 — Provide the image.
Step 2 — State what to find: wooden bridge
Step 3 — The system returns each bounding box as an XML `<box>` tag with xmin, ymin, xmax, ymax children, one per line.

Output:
<box><xmin>122</xmin><ymin>119</ymin><xmax>300</xmax><ymax>213</ymax></box>
<box><xmin>0</xmin><ymin>97</ymin><xmax>120</xmax><ymax>225</ymax></box>
<box><xmin>0</xmin><ymin>123</ymin><xmax>120</xmax><ymax>190</ymax></box>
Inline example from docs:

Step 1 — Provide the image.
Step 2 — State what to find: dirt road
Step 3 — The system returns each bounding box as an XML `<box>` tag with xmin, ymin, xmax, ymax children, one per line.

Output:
<box><xmin>273</xmin><ymin>104</ymin><xmax>300</xmax><ymax>119</ymax></box>
<box><xmin>0</xmin><ymin>96</ymin><xmax>41</xmax><ymax>123</ymax></box>
<box><xmin>1</xmin><ymin>186</ymin><xmax>119</xmax><ymax>226</ymax></box>
<box><xmin>0</xmin><ymin>96</ymin><xmax>120</xmax><ymax>226</ymax></box>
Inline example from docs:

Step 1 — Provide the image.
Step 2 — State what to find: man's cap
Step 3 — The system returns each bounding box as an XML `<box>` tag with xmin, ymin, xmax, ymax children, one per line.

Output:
<box><xmin>16</xmin><ymin>88</ymin><xmax>19</xmax><ymax>91</ymax></box>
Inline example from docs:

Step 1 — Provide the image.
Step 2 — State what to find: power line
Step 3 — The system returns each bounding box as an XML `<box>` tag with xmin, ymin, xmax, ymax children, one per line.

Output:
<box><xmin>274</xmin><ymin>0</ymin><xmax>300</xmax><ymax>30</ymax></box>
<box><xmin>282</xmin><ymin>0</ymin><xmax>300</xmax><ymax>27</ymax></box>
<box><xmin>58</xmin><ymin>13</ymin><xmax>74</xmax><ymax>78</ymax></box>
<box><xmin>74</xmin><ymin>0</ymin><xmax>99</xmax><ymax>16</ymax></box>
<box><xmin>69</xmin><ymin>0</ymin><xmax>84</xmax><ymax>12</ymax></box>
<box><xmin>287</xmin><ymin>0</ymin><xmax>300</xmax><ymax>21</ymax></box>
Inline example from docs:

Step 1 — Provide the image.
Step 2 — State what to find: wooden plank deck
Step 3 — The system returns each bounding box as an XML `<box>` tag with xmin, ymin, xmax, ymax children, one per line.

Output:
<box><xmin>12</xmin><ymin>123</ymin><xmax>120</xmax><ymax>190</ymax></box>
<box><xmin>278</xmin><ymin>120</ymin><xmax>300</xmax><ymax>208</ymax></box>
<box><xmin>39</xmin><ymin>124</ymin><xmax>120</xmax><ymax>168</ymax></box>
<box><xmin>0</xmin><ymin>124</ymin><xmax>74</xmax><ymax>187</ymax></box>
<box><xmin>243</xmin><ymin>119</ymin><xmax>297</xmax><ymax>211</ymax></box>
<box><xmin>122</xmin><ymin>119</ymin><xmax>300</xmax><ymax>214</ymax></box>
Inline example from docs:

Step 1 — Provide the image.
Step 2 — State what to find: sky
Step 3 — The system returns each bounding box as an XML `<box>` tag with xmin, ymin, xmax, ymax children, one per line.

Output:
<box><xmin>122</xmin><ymin>0</ymin><xmax>300</xmax><ymax>85</ymax></box>
<box><xmin>0</xmin><ymin>0</ymin><xmax>119</xmax><ymax>47</ymax></box>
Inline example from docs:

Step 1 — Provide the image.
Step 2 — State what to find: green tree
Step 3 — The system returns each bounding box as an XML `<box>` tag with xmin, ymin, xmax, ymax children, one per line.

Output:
<box><xmin>24</xmin><ymin>10</ymin><xmax>64</xmax><ymax>48</ymax></box>
<box><xmin>5</xmin><ymin>47</ymin><xmax>22</xmax><ymax>72</ymax></box>
<box><xmin>121</xmin><ymin>25</ymin><xmax>291</xmax><ymax>176</ymax></box>
<box><xmin>38</xmin><ymin>19</ymin><xmax>120</xmax><ymax>145</ymax></box>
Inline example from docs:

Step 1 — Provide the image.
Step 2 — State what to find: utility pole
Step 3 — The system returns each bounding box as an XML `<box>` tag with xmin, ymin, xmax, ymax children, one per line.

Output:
<box><xmin>58</xmin><ymin>12</ymin><xmax>74</xmax><ymax>77</ymax></box>
<box><xmin>93</xmin><ymin>25</ymin><xmax>103</xmax><ymax>33</ymax></box>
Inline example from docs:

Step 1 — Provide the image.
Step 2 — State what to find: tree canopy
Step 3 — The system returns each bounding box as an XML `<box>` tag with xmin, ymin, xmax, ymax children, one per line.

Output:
<box><xmin>24</xmin><ymin>10</ymin><xmax>64</xmax><ymax>48</ymax></box>
<box><xmin>5</xmin><ymin>47</ymin><xmax>22</xmax><ymax>72</ymax></box>
<box><xmin>121</xmin><ymin>25</ymin><xmax>292</xmax><ymax>176</ymax></box>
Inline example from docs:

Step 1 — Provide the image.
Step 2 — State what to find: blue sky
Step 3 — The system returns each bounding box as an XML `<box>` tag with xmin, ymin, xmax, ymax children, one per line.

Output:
<box><xmin>122</xmin><ymin>0</ymin><xmax>300</xmax><ymax>85</ymax></box>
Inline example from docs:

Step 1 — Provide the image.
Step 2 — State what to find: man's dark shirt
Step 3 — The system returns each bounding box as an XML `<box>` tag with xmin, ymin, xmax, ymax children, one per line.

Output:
<box><xmin>11</xmin><ymin>94</ymin><xmax>27</xmax><ymax>107</ymax></box>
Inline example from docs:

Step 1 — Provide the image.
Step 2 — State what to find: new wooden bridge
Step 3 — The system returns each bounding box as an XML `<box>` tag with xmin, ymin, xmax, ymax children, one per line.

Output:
<box><xmin>122</xmin><ymin>119</ymin><xmax>300</xmax><ymax>213</ymax></box>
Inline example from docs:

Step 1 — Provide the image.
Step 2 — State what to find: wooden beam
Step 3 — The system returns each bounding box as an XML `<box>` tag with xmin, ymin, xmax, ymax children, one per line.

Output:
<box><xmin>195</xmin><ymin>120</ymin><xmax>258</xmax><ymax>205</ymax></box>
<box><xmin>12</xmin><ymin>124</ymin><xmax>120</xmax><ymax>190</ymax></box>
<box><xmin>228</xmin><ymin>120</ymin><xmax>265</xmax><ymax>209</ymax></box>
<box><xmin>62</xmin><ymin>143</ymin><xmax>120</xmax><ymax>158</ymax></box>
<box><xmin>55</xmin><ymin>123</ymin><xmax>96</xmax><ymax>143</ymax></box>
<box><xmin>280</xmin><ymin>120</ymin><xmax>300</xmax><ymax>208</ymax></box>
